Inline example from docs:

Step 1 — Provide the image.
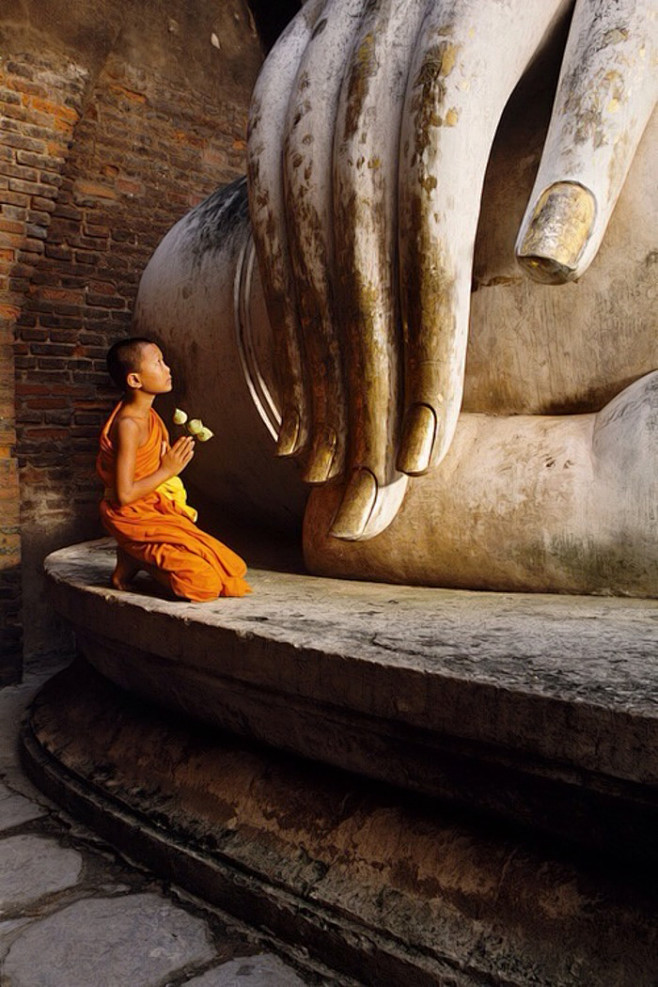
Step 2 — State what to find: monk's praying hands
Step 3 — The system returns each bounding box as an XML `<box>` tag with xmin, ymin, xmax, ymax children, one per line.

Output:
<box><xmin>161</xmin><ymin>436</ymin><xmax>195</xmax><ymax>476</ymax></box>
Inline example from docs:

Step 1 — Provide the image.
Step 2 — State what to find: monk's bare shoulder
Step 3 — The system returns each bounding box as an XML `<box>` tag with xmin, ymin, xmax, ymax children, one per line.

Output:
<box><xmin>110</xmin><ymin>408</ymin><xmax>149</xmax><ymax>448</ymax></box>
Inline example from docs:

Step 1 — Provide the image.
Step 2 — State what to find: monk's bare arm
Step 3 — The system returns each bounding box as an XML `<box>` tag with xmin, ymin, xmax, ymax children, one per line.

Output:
<box><xmin>114</xmin><ymin>417</ymin><xmax>195</xmax><ymax>506</ymax></box>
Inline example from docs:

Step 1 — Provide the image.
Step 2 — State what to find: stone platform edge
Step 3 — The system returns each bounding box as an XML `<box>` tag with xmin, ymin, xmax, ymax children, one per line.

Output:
<box><xmin>43</xmin><ymin>539</ymin><xmax>658</xmax><ymax>860</ymax></box>
<box><xmin>20</xmin><ymin>662</ymin><xmax>658</xmax><ymax>987</ymax></box>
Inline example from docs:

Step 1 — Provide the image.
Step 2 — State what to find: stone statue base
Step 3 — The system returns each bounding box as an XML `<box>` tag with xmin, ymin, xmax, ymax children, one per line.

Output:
<box><xmin>28</xmin><ymin>540</ymin><xmax>658</xmax><ymax>985</ymax></box>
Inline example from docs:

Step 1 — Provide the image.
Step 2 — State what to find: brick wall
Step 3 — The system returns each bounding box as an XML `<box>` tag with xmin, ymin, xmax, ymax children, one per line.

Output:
<box><xmin>1</xmin><ymin>5</ymin><xmax>263</xmax><ymax>675</ymax></box>
<box><xmin>0</xmin><ymin>53</ymin><xmax>87</xmax><ymax>680</ymax></box>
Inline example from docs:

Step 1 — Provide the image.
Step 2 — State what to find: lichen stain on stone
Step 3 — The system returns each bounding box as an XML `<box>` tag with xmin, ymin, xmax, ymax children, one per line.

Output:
<box><xmin>439</xmin><ymin>42</ymin><xmax>458</xmax><ymax>78</ymax></box>
<box><xmin>602</xmin><ymin>27</ymin><xmax>629</xmax><ymax>47</ymax></box>
<box><xmin>342</xmin><ymin>32</ymin><xmax>377</xmax><ymax>143</ymax></box>
<box><xmin>472</xmin><ymin>275</ymin><xmax>523</xmax><ymax>291</ymax></box>
<box><xmin>546</xmin><ymin>534</ymin><xmax>655</xmax><ymax>594</ymax></box>
<box><xmin>410</xmin><ymin>41</ymin><xmax>460</xmax><ymax>165</ymax></box>
<box><xmin>403</xmin><ymin>194</ymin><xmax>456</xmax><ymax>362</ymax></box>
<box><xmin>560</xmin><ymin>48</ymin><xmax>633</xmax><ymax>147</ymax></box>
<box><xmin>607</xmin><ymin>129</ymin><xmax>630</xmax><ymax>199</ymax></box>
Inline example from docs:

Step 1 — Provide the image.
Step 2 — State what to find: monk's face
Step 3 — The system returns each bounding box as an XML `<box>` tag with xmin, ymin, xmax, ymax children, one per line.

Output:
<box><xmin>133</xmin><ymin>343</ymin><xmax>173</xmax><ymax>394</ymax></box>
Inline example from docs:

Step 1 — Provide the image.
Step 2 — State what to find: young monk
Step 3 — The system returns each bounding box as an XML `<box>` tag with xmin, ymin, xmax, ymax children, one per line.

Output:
<box><xmin>97</xmin><ymin>336</ymin><xmax>251</xmax><ymax>600</ymax></box>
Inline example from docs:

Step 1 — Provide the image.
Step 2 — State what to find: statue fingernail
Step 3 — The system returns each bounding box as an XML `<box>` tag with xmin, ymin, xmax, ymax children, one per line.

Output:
<box><xmin>330</xmin><ymin>469</ymin><xmax>378</xmax><ymax>541</ymax></box>
<box><xmin>303</xmin><ymin>425</ymin><xmax>338</xmax><ymax>483</ymax></box>
<box><xmin>397</xmin><ymin>404</ymin><xmax>437</xmax><ymax>475</ymax></box>
<box><xmin>516</xmin><ymin>182</ymin><xmax>596</xmax><ymax>285</ymax></box>
<box><xmin>277</xmin><ymin>408</ymin><xmax>302</xmax><ymax>457</ymax></box>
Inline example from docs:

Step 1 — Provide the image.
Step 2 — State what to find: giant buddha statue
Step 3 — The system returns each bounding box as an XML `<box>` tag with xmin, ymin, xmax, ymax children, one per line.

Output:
<box><xmin>135</xmin><ymin>0</ymin><xmax>657</xmax><ymax>596</ymax></box>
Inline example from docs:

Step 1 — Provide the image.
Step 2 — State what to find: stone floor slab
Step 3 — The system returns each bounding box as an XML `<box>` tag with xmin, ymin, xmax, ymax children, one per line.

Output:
<box><xmin>185</xmin><ymin>953</ymin><xmax>310</xmax><ymax>985</ymax></box>
<box><xmin>0</xmin><ymin>834</ymin><xmax>82</xmax><ymax>912</ymax></box>
<box><xmin>2</xmin><ymin>892</ymin><xmax>216</xmax><ymax>987</ymax></box>
<box><xmin>0</xmin><ymin>783</ymin><xmax>46</xmax><ymax>831</ymax></box>
<box><xmin>0</xmin><ymin>919</ymin><xmax>31</xmax><ymax>962</ymax></box>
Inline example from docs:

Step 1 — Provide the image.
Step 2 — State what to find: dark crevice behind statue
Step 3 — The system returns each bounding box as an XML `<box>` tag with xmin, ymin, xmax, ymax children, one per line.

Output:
<box><xmin>248</xmin><ymin>0</ymin><xmax>301</xmax><ymax>52</ymax></box>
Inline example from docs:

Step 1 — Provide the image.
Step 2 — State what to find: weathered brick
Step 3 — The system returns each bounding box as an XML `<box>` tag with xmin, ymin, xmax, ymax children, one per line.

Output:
<box><xmin>24</xmin><ymin>395</ymin><xmax>68</xmax><ymax>409</ymax></box>
<box><xmin>45</xmin><ymin>244</ymin><xmax>73</xmax><ymax>260</ymax></box>
<box><xmin>8</xmin><ymin>177</ymin><xmax>52</xmax><ymax>196</ymax></box>
<box><xmin>0</xmin><ymin>87</ymin><xmax>22</xmax><ymax>105</ymax></box>
<box><xmin>40</xmin><ymin>170</ymin><xmax>64</xmax><ymax>187</ymax></box>
<box><xmin>74</xmin><ymin>251</ymin><xmax>101</xmax><ymax>265</ymax></box>
<box><xmin>1</xmin><ymin>190</ymin><xmax>29</xmax><ymax>207</ymax></box>
<box><xmin>8</xmin><ymin>277</ymin><xmax>30</xmax><ymax>292</ymax></box>
<box><xmin>86</xmin><ymin>293</ymin><xmax>126</xmax><ymax>309</ymax></box>
<box><xmin>28</xmin><ymin>209</ymin><xmax>53</xmax><ymax>226</ymax></box>
<box><xmin>16</xmin><ymin>150</ymin><xmax>54</xmax><ymax>170</ymax></box>
<box><xmin>32</xmin><ymin>196</ymin><xmax>57</xmax><ymax>212</ymax></box>
<box><xmin>0</xmin><ymin>217</ymin><xmax>24</xmax><ymax>234</ymax></box>
<box><xmin>2</xmin><ymin>204</ymin><xmax>27</xmax><ymax>222</ymax></box>
<box><xmin>30</xmin><ymin>343</ymin><xmax>74</xmax><ymax>356</ymax></box>
<box><xmin>24</xmin><ymin>223</ymin><xmax>48</xmax><ymax>240</ymax></box>
<box><xmin>1</xmin><ymin>132</ymin><xmax>47</xmax><ymax>154</ymax></box>
<box><xmin>73</xmin><ymin>179</ymin><xmax>119</xmax><ymax>202</ymax></box>
<box><xmin>49</xmin><ymin>328</ymin><xmax>80</xmax><ymax>342</ymax></box>
<box><xmin>27</xmin><ymin>96</ymin><xmax>79</xmax><ymax>125</ymax></box>
<box><xmin>40</xmin><ymin>287</ymin><xmax>85</xmax><ymax>304</ymax></box>
<box><xmin>53</xmin><ymin>203</ymin><xmax>83</xmax><ymax>222</ymax></box>
<box><xmin>22</xmin><ymin>426</ymin><xmax>69</xmax><ymax>440</ymax></box>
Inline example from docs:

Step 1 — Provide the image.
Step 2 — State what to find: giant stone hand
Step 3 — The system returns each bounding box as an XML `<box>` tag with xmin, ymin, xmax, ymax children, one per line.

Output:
<box><xmin>247</xmin><ymin>0</ymin><xmax>657</xmax><ymax>540</ymax></box>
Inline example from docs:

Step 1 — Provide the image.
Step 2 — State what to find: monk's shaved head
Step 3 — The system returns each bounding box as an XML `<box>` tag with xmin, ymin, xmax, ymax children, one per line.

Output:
<box><xmin>106</xmin><ymin>337</ymin><xmax>155</xmax><ymax>389</ymax></box>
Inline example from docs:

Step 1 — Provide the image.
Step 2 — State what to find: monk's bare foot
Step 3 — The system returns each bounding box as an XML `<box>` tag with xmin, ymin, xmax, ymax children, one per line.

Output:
<box><xmin>111</xmin><ymin>548</ymin><xmax>141</xmax><ymax>590</ymax></box>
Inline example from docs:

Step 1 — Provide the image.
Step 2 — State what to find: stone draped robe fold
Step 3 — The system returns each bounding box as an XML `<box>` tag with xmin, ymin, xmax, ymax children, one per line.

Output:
<box><xmin>97</xmin><ymin>403</ymin><xmax>251</xmax><ymax>601</ymax></box>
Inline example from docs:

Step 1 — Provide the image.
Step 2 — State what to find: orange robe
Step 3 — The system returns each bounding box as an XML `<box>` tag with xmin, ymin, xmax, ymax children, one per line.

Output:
<box><xmin>97</xmin><ymin>404</ymin><xmax>251</xmax><ymax>601</ymax></box>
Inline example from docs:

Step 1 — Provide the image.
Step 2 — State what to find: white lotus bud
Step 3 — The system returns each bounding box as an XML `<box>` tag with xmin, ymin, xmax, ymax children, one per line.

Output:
<box><xmin>186</xmin><ymin>418</ymin><xmax>204</xmax><ymax>435</ymax></box>
<box><xmin>173</xmin><ymin>408</ymin><xmax>188</xmax><ymax>425</ymax></box>
<box><xmin>196</xmin><ymin>426</ymin><xmax>214</xmax><ymax>442</ymax></box>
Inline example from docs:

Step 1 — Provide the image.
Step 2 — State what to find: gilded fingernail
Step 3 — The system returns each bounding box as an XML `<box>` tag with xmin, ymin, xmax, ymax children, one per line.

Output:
<box><xmin>516</xmin><ymin>182</ymin><xmax>596</xmax><ymax>284</ymax></box>
<box><xmin>277</xmin><ymin>408</ymin><xmax>302</xmax><ymax>457</ymax></box>
<box><xmin>303</xmin><ymin>425</ymin><xmax>338</xmax><ymax>483</ymax></box>
<box><xmin>396</xmin><ymin>403</ymin><xmax>437</xmax><ymax>475</ymax></box>
<box><xmin>329</xmin><ymin>468</ymin><xmax>378</xmax><ymax>541</ymax></box>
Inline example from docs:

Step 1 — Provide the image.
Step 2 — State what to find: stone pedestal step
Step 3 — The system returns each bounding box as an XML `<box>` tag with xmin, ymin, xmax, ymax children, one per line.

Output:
<box><xmin>23</xmin><ymin>661</ymin><xmax>658</xmax><ymax>987</ymax></box>
<box><xmin>44</xmin><ymin>540</ymin><xmax>658</xmax><ymax>860</ymax></box>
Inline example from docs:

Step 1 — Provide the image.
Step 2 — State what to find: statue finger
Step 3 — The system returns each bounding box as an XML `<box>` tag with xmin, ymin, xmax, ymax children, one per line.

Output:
<box><xmin>247</xmin><ymin>0</ymin><xmax>326</xmax><ymax>458</ymax></box>
<box><xmin>516</xmin><ymin>0</ymin><xmax>658</xmax><ymax>285</ymax></box>
<box><xmin>283</xmin><ymin>0</ymin><xmax>374</xmax><ymax>484</ymax></box>
<box><xmin>397</xmin><ymin>0</ymin><xmax>571</xmax><ymax>476</ymax></box>
<box><xmin>329</xmin><ymin>0</ymin><xmax>428</xmax><ymax>539</ymax></box>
